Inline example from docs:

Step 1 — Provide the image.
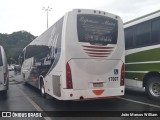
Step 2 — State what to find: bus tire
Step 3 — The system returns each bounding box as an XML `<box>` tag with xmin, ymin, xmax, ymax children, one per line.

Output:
<box><xmin>145</xmin><ymin>76</ymin><xmax>160</xmax><ymax>101</ymax></box>
<box><xmin>40</xmin><ymin>80</ymin><xmax>46</xmax><ymax>98</ymax></box>
<box><xmin>2</xmin><ymin>90</ymin><xmax>7</xmax><ymax>96</ymax></box>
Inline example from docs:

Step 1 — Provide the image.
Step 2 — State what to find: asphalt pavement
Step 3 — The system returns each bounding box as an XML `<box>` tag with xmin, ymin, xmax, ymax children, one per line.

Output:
<box><xmin>0</xmin><ymin>71</ymin><xmax>159</xmax><ymax>120</ymax></box>
<box><xmin>9</xmin><ymin>71</ymin><xmax>23</xmax><ymax>84</ymax></box>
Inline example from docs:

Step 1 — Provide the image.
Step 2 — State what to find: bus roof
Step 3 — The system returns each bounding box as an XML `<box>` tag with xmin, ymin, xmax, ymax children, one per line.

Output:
<box><xmin>124</xmin><ymin>9</ymin><xmax>160</xmax><ymax>28</ymax></box>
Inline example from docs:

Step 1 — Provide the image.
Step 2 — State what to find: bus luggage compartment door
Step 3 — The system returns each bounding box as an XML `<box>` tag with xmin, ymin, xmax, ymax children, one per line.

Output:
<box><xmin>68</xmin><ymin>59</ymin><xmax>123</xmax><ymax>90</ymax></box>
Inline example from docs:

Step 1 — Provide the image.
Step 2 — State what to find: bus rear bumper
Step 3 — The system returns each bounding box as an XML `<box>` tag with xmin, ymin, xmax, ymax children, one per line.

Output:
<box><xmin>62</xmin><ymin>86</ymin><xmax>125</xmax><ymax>100</ymax></box>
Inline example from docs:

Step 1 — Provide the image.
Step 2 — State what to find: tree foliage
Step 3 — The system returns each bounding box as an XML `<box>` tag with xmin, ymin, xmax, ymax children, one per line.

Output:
<box><xmin>0</xmin><ymin>31</ymin><xmax>36</xmax><ymax>64</ymax></box>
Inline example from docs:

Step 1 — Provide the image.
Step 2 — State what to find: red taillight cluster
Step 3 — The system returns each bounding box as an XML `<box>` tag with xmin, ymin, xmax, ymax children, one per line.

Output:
<box><xmin>4</xmin><ymin>72</ymin><xmax>8</xmax><ymax>84</ymax></box>
<box><xmin>120</xmin><ymin>63</ymin><xmax>125</xmax><ymax>86</ymax></box>
<box><xmin>66</xmin><ymin>63</ymin><xmax>73</xmax><ymax>89</ymax></box>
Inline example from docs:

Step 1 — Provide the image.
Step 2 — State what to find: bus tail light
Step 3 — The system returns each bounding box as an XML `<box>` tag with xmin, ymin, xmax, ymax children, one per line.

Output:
<box><xmin>120</xmin><ymin>63</ymin><xmax>125</xmax><ymax>86</ymax></box>
<box><xmin>4</xmin><ymin>72</ymin><xmax>8</xmax><ymax>84</ymax></box>
<box><xmin>66</xmin><ymin>63</ymin><xmax>73</xmax><ymax>89</ymax></box>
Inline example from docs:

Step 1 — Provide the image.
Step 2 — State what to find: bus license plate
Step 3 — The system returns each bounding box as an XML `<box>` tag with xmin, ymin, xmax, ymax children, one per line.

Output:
<box><xmin>93</xmin><ymin>83</ymin><xmax>103</xmax><ymax>87</ymax></box>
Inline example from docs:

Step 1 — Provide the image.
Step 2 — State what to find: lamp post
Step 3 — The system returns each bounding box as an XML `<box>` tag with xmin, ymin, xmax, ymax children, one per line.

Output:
<box><xmin>42</xmin><ymin>6</ymin><xmax>52</xmax><ymax>29</ymax></box>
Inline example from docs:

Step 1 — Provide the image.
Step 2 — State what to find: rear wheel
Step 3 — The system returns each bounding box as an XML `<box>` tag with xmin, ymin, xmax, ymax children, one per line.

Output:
<box><xmin>40</xmin><ymin>79</ymin><xmax>46</xmax><ymax>98</ymax></box>
<box><xmin>145</xmin><ymin>76</ymin><xmax>160</xmax><ymax>101</ymax></box>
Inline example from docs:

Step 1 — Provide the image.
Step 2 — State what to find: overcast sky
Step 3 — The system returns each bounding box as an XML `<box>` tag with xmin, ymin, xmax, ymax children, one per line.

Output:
<box><xmin>0</xmin><ymin>0</ymin><xmax>160</xmax><ymax>36</ymax></box>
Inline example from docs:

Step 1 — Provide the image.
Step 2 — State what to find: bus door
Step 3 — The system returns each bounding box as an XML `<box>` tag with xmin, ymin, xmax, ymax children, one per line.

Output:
<box><xmin>22</xmin><ymin>57</ymin><xmax>34</xmax><ymax>82</ymax></box>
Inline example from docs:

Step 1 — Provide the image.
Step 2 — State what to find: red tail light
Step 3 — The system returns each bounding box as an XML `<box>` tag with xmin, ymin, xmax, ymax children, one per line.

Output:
<box><xmin>120</xmin><ymin>63</ymin><xmax>125</xmax><ymax>86</ymax></box>
<box><xmin>4</xmin><ymin>72</ymin><xmax>8</xmax><ymax>84</ymax></box>
<box><xmin>66</xmin><ymin>63</ymin><xmax>73</xmax><ymax>89</ymax></box>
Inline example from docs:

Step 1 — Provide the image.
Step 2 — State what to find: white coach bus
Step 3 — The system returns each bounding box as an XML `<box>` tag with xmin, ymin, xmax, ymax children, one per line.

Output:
<box><xmin>124</xmin><ymin>10</ymin><xmax>160</xmax><ymax>100</ymax></box>
<box><xmin>20</xmin><ymin>9</ymin><xmax>125</xmax><ymax>100</ymax></box>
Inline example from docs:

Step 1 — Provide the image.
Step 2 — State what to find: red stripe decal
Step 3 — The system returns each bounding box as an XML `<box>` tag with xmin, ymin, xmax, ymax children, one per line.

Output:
<box><xmin>85</xmin><ymin>52</ymin><xmax>111</xmax><ymax>55</ymax></box>
<box><xmin>88</xmin><ymin>55</ymin><xmax>108</xmax><ymax>57</ymax></box>
<box><xmin>84</xmin><ymin>49</ymin><xmax>113</xmax><ymax>52</ymax></box>
<box><xmin>83</xmin><ymin>46</ymin><xmax>114</xmax><ymax>49</ymax></box>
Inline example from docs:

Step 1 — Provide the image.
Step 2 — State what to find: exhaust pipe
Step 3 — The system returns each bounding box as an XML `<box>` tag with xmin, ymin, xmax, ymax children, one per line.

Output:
<box><xmin>80</xmin><ymin>96</ymin><xmax>84</xmax><ymax>100</ymax></box>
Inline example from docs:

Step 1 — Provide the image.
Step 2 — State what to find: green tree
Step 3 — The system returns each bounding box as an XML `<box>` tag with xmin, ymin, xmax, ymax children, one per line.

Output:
<box><xmin>0</xmin><ymin>31</ymin><xmax>36</xmax><ymax>64</ymax></box>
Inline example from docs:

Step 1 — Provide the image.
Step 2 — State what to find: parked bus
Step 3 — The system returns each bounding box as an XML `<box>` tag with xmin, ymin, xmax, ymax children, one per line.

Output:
<box><xmin>20</xmin><ymin>9</ymin><xmax>125</xmax><ymax>100</ymax></box>
<box><xmin>0</xmin><ymin>45</ymin><xmax>9</xmax><ymax>94</ymax></box>
<box><xmin>124</xmin><ymin>10</ymin><xmax>160</xmax><ymax>100</ymax></box>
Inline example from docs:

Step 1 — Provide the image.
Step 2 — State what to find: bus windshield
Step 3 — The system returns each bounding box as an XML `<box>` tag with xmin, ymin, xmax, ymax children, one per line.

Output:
<box><xmin>77</xmin><ymin>14</ymin><xmax>118</xmax><ymax>45</ymax></box>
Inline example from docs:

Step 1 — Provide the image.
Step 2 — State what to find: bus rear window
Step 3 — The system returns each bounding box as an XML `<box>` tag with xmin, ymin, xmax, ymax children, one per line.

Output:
<box><xmin>77</xmin><ymin>14</ymin><xmax>118</xmax><ymax>45</ymax></box>
<box><xmin>0</xmin><ymin>49</ymin><xmax>3</xmax><ymax>66</ymax></box>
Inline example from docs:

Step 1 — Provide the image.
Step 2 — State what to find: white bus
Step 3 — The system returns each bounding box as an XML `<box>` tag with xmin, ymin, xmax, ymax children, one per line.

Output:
<box><xmin>20</xmin><ymin>9</ymin><xmax>125</xmax><ymax>100</ymax></box>
<box><xmin>124</xmin><ymin>10</ymin><xmax>160</xmax><ymax>100</ymax></box>
<box><xmin>0</xmin><ymin>45</ymin><xmax>9</xmax><ymax>94</ymax></box>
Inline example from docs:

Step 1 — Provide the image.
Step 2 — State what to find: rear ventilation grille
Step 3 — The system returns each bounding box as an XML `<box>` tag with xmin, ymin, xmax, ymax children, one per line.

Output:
<box><xmin>82</xmin><ymin>45</ymin><xmax>114</xmax><ymax>58</ymax></box>
<box><xmin>52</xmin><ymin>75</ymin><xmax>61</xmax><ymax>97</ymax></box>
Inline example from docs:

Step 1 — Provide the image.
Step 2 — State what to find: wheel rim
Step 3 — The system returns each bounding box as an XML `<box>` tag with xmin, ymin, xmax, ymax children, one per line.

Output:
<box><xmin>149</xmin><ymin>82</ymin><xmax>160</xmax><ymax>96</ymax></box>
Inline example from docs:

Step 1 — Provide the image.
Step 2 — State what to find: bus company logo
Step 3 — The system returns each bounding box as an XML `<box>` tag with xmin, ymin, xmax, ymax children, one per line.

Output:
<box><xmin>114</xmin><ymin>69</ymin><xmax>118</xmax><ymax>75</ymax></box>
<box><xmin>2</xmin><ymin>112</ymin><xmax>11</xmax><ymax>117</ymax></box>
<box><xmin>1</xmin><ymin>112</ymin><xmax>42</xmax><ymax>118</ymax></box>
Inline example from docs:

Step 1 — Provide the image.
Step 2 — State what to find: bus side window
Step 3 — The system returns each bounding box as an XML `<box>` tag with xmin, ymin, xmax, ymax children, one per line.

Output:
<box><xmin>125</xmin><ymin>27</ymin><xmax>134</xmax><ymax>49</ymax></box>
<box><xmin>151</xmin><ymin>18</ymin><xmax>160</xmax><ymax>44</ymax></box>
